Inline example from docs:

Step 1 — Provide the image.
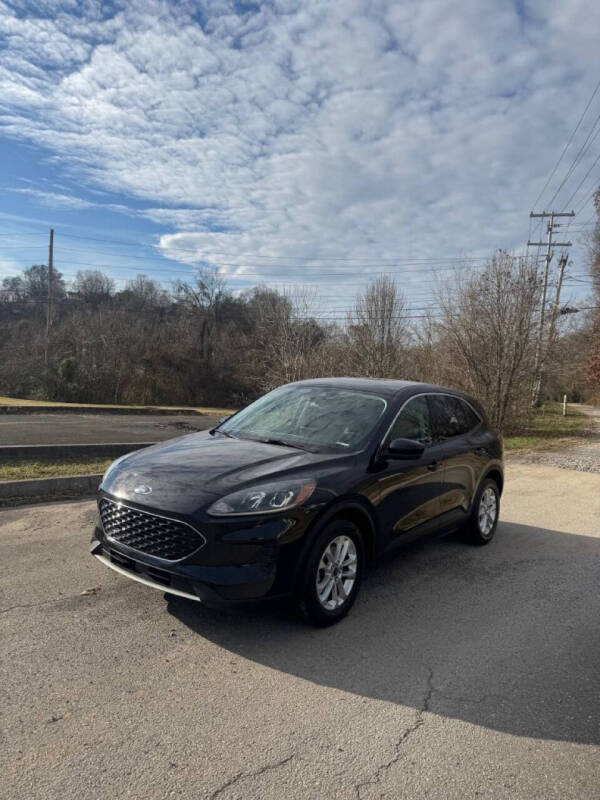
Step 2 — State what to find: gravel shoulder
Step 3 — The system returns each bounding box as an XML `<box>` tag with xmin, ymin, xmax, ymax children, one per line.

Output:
<box><xmin>510</xmin><ymin>404</ymin><xmax>600</xmax><ymax>473</ymax></box>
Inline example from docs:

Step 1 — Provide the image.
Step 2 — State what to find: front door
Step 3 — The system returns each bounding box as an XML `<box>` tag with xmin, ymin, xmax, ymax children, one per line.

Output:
<box><xmin>368</xmin><ymin>395</ymin><xmax>446</xmax><ymax>544</ymax></box>
<box><xmin>428</xmin><ymin>394</ymin><xmax>487</xmax><ymax>520</ymax></box>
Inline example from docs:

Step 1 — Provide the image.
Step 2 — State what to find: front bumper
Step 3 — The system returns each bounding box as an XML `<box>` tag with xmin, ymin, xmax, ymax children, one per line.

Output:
<box><xmin>91</xmin><ymin>490</ymin><xmax>317</xmax><ymax>607</ymax></box>
<box><xmin>90</xmin><ymin>535</ymin><xmax>275</xmax><ymax>606</ymax></box>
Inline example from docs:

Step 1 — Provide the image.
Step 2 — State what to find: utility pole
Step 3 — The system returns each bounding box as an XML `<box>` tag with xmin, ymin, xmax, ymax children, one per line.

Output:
<box><xmin>44</xmin><ymin>228</ymin><xmax>54</xmax><ymax>368</ymax></box>
<box><xmin>527</xmin><ymin>211</ymin><xmax>574</xmax><ymax>406</ymax></box>
<box><xmin>549</xmin><ymin>253</ymin><xmax>569</xmax><ymax>341</ymax></box>
<box><xmin>538</xmin><ymin>252</ymin><xmax>569</xmax><ymax>400</ymax></box>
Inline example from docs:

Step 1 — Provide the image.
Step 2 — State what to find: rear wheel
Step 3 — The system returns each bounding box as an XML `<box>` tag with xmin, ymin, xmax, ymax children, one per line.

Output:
<box><xmin>297</xmin><ymin>520</ymin><xmax>364</xmax><ymax>627</ymax></box>
<box><xmin>464</xmin><ymin>478</ymin><xmax>500</xmax><ymax>545</ymax></box>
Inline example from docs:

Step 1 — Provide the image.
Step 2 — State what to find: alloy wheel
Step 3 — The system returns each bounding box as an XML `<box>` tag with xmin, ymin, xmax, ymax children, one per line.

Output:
<box><xmin>478</xmin><ymin>486</ymin><xmax>497</xmax><ymax>536</ymax></box>
<box><xmin>316</xmin><ymin>535</ymin><xmax>358</xmax><ymax>611</ymax></box>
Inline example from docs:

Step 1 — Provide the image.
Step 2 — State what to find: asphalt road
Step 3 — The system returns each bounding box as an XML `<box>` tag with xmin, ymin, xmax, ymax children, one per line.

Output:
<box><xmin>2</xmin><ymin>463</ymin><xmax>600</xmax><ymax>800</ymax></box>
<box><xmin>0</xmin><ymin>413</ymin><xmax>220</xmax><ymax>445</ymax></box>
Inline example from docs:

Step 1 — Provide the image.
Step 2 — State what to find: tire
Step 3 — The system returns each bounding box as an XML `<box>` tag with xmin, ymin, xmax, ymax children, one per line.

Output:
<box><xmin>297</xmin><ymin>519</ymin><xmax>364</xmax><ymax>627</ymax></box>
<box><xmin>464</xmin><ymin>477</ymin><xmax>500</xmax><ymax>545</ymax></box>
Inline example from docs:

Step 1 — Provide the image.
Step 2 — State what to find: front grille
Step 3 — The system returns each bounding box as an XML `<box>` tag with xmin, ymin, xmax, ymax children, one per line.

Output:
<box><xmin>99</xmin><ymin>498</ymin><xmax>204</xmax><ymax>561</ymax></box>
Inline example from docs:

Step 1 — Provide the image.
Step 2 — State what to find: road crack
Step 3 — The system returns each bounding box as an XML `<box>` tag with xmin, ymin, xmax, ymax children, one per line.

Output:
<box><xmin>355</xmin><ymin>668</ymin><xmax>434</xmax><ymax>799</ymax></box>
<box><xmin>0</xmin><ymin>598</ymin><xmax>63</xmax><ymax>614</ymax></box>
<box><xmin>0</xmin><ymin>589</ymin><xmax>101</xmax><ymax>614</ymax></box>
<box><xmin>208</xmin><ymin>753</ymin><xmax>295</xmax><ymax>799</ymax></box>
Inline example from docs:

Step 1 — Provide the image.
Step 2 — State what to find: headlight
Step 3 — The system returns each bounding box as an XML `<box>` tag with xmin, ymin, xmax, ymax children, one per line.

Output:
<box><xmin>207</xmin><ymin>479</ymin><xmax>316</xmax><ymax>516</ymax></box>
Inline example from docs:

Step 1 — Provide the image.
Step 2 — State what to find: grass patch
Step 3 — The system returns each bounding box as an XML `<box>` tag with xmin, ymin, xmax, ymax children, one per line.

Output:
<box><xmin>504</xmin><ymin>402</ymin><xmax>588</xmax><ymax>453</ymax></box>
<box><xmin>0</xmin><ymin>457</ymin><xmax>113</xmax><ymax>482</ymax></box>
<box><xmin>0</xmin><ymin>395</ymin><xmax>234</xmax><ymax>416</ymax></box>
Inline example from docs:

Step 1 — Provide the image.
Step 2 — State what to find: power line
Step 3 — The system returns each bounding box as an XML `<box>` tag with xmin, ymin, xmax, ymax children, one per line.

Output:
<box><xmin>54</xmin><ymin>232</ymin><xmax>501</xmax><ymax>263</ymax></box>
<box><xmin>1</xmin><ymin>229</ymin><xmax>538</xmax><ymax>266</ymax></box>
<box><xmin>547</xmin><ymin>111</ymin><xmax>600</xmax><ymax>208</ymax></box>
<box><xmin>531</xmin><ymin>77</ymin><xmax>600</xmax><ymax>210</ymax></box>
<box><xmin>575</xmin><ymin>186</ymin><xmax>599</xmax><ymax>215</ymax></box>
<box><xmin>562</xmin><ymin>150</ymin><xmax>600</xmax><ymax>210</ymax></box>
<box><xmin>0</xmin><ymin>298</ymin><xmax>446</xmax><ymax>314</ymax></box>
<box><xmin>5</xmin><ymin>290</ymin><xmax>596</xmax><ymax>314</ymax></box>
<box><xmin>0</xmin><ymin>244</ymin><xmax>514</xmax><ymax>269</ymax></box>
<box><xmin>0</xmin><ymin>256</ymin><xmax>511</xmax><ymax>278</ymax></box>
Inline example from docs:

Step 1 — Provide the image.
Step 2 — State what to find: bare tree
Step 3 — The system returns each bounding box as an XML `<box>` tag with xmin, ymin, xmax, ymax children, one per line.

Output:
<box><xmin>1</xmin><ymin>264</ymin><xmax>65</xmax><ymax>303</ymax></box>
<box><xmin>436</xmin><ymin>254</ymin><xmax>540</xmax><ymax>429</ymax></box>
<box><xmin>243</xmin><ymin>285</ymin><xmax>324</xmax><ymax>390</ymax></box>
<box><xmin>173</xmin><ymin>267</ymin><xmax>227</xmax><ymax>312</ymax></box>
<box><xmin>121</xmin><ymin>275</ymin><xmax>168</xmax><ymax>309</ymax></box>
<box><xmin>408</xmin><ymin>310</ymin><xmax>447</xmax><ymax>385</ymax></box>
<box><xmin>586</xmin><ymin>189</ymin><xmax>600</xmax><ymax>298</ymax></box>
<box><xmin>0</xmin><ymin>255</ymin><xmax>588</xmax><ymax>417</ymax></box>
<box><xmin>172</xmin><ymin>268</ymin><xmax>229</xmax><ymax>365</ymax></box>
<box><xmin>583</xmin><ymin>190</ymin><xmax>600</xmax><ymax>399</ymax></box>
<box><xmin>346</xmin><ymin>275</ymin><xmax>409</xmax><ymax>377</ymax></box>
<box><xmin>72</xmin><ymin>270</ymin><xmax>115</xmax><ymax>306</ymax></box>
<box><xmin>588</xmin><ymin>317</ymin><xmax>600</xmax><ymax>401</ymax></box>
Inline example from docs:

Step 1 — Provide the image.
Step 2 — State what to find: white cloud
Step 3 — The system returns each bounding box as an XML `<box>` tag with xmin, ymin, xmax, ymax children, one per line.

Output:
<box><xmin>0</xmin><ymin>0</ymin><xmax>599</xmax><ymax>303</ymax></box>
<box><xmin>0</xmin><ymin>255</ymin><xmax>22</xmax><ymax>281</ymax></box>
<box><xmin>8</xmin><ymin>187</ymin><xmax>96</xmax><ymax>209</ymax></box>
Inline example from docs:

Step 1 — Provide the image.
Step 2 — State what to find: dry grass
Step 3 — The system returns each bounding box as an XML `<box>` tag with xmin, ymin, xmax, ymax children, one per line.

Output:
<box><xmin>0</xmin><ymin>396</ymin><xmax>235</xmax><ymax>416</ymax></box>
<box><xmin>0</xmin><ymin>457</ymin><xmax>113</xmax><ymax>482</ymax></box>
<box><xmin>504</xmin><ymin>402</ymin><xmax>588</xmax><ymax>452</ymax></box>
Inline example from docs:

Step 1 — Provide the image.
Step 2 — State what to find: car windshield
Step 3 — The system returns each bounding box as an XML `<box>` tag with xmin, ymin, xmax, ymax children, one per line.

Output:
<box><xmin>218</xmin><ymin>385</ymin><xmax>387</xmax><ymax>453</ymax></box>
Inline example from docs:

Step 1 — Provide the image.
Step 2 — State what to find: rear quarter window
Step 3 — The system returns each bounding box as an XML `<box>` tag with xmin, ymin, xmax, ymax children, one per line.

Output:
<box><xmin>429</xmin><ymin>394</ymin><xmax>481</xmax><ymax>438</ymax></box>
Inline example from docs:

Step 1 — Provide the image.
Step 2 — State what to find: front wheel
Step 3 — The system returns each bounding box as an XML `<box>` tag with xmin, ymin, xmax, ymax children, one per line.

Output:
<box><xmin>464</xmin><ymin>478</ymin><xmax>500</xmax><ymax>545</ymax></box>
<box><xmin>297</xmin><ymin>520</ymin><xmax>364</xmax><ymax>627</ymax></box>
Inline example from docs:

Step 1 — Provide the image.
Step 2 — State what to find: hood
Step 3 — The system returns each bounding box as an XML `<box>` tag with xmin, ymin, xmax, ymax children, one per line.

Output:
<box><xmin>100</xmin><ymin>431</ymin><xmax>333</xmax><ymax>515</ymax></box>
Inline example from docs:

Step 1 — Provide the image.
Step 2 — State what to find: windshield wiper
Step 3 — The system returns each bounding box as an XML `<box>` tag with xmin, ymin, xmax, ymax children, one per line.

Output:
<box><xmin>215</xmin><ymin>429</ymin><xmax>238</xmax><ymax>440</ymax></box>
<box><xmin>250</xmin><ymin>436</ymin><xmax>317</xmax><ymax>453</ymax></box>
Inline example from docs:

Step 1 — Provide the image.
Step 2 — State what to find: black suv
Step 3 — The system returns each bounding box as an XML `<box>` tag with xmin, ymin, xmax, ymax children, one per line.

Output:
<box><xmin>92</xmin><ymin>378</ymin><xmax>503</xmax><ymax>626</ymax></box>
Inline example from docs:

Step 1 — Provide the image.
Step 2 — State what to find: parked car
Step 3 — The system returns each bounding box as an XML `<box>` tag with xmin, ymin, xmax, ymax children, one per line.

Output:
<box><xmin>91</xmin><ymin>378</ymin><xmax>503</xmax><ymax>625</ymax></box>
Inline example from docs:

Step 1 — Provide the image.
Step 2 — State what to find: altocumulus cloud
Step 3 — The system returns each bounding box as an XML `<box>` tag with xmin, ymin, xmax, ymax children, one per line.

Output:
<box><xmin>0</xmin><ymin>0</ymin><xmax>599</xmax><ymax>290</ymax></box>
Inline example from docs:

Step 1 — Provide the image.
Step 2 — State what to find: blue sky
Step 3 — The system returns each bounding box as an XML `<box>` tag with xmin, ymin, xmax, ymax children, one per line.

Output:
<box><xmin>0</xmin><ymin>0</ymin><xmax>598</xmax><ymax>315</ymax></box>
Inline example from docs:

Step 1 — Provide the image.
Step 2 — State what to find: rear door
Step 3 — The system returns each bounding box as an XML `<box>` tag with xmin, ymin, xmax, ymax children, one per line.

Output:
<box><xmin>370</xmin><ymin>395</ymin><xmax>447</xmax><ymax>541</ymax></box>
<box><xmin>428</xmin><ymin>394</ymin><xmax>487</xmax><ymax>521</ymax></box>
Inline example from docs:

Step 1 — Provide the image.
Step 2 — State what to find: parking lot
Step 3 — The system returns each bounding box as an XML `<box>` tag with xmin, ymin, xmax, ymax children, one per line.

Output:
<box><xmin>0</xmin><ymin>413</ymin><xmax>219</xmax><ymax>446</ymax></box>
<box><xmin>2</xmin><ymin>462</ymin><xmax>599</xmax><ymax>800</ymax></box>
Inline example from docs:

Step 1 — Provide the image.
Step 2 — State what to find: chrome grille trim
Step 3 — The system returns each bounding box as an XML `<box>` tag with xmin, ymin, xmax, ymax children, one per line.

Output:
<box><xmin>93</xmin><ymin>553</ymin><xmax>202</xmax><ymax>602</ymax></box>
<box><xmin>99</xmin><ymin>497</ymin><xmax>206</xmax><ymax>562</ymax></box>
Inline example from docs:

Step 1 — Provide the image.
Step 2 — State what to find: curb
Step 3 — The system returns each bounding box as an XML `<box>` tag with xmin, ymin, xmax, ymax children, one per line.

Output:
<box><xmin>0</xmin><ymin>405</ymin><xmax>208</xmax><ymax>416</ymax></box>
<box><xmin>0</xmin><ymin>473</ymin><xmax>102</xmax><ymax>503</ymax></box>
<box><xmin>1</xmin><ymin>442</ymin><xmax>155</xmax><ymax>461</ymax></box>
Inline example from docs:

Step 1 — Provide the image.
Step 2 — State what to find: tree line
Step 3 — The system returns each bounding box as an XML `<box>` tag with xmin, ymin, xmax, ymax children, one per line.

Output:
<box><xmin>586</xmin><ymin>191</ymin><xmax>600</xmax><ymax>393</ymax></box>
<box><xmin>1</xmin><ymin>236</ymin><xmax>598</xmax><ymax>432</ymax></box>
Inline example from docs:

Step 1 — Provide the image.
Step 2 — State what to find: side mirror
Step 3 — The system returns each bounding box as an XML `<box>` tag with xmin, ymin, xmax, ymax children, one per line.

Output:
<box><xmin>386</xmin><ymin>437</ymin><xmax>425</xmax><ymax>459</ymax></box>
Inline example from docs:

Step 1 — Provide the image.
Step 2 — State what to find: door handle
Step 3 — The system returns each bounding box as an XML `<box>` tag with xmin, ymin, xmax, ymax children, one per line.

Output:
<box><xmin>427</xmin><ymin>460</ymin><xmax>441</xmax><ymax>471</ymax></box>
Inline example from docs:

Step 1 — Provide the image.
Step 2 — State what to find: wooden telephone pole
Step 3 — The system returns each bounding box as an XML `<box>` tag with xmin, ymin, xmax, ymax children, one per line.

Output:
<box><xmin>44</xmin><ymin>228</ymin><xmax>54</xmax><ymax>368</ymax></box>
<box><xmin>527</xmin><ymin>211</ymin><xmax>574</xmax><ymax>406</ymax></box>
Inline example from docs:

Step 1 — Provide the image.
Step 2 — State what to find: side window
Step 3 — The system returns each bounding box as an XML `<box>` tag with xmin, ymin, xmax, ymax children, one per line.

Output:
<box><xmin>457</xmin><ymin>398</ymin><xmax>481</xmax><ymax>431</ymax></box>
<box><xmin>429</xmin><ymin>395</ymin><xmax>480</xmax><ymax>438</ymax></box>
<box><xmin>388</xmin><ymin>396</ymin><xmax>432</xmax><ymax>445</ymax></box>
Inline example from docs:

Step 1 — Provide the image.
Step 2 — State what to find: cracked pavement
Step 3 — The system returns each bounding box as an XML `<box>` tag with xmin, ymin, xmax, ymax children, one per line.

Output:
<box><xmin>355</xmin><ymin>669</ymin><xmax>434</xmax><ymax>799</ymax></box>
<box><xmin>2</xmin><ymin>463</ymin><xmax>600</xmax><ymax>799</ymax></box>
